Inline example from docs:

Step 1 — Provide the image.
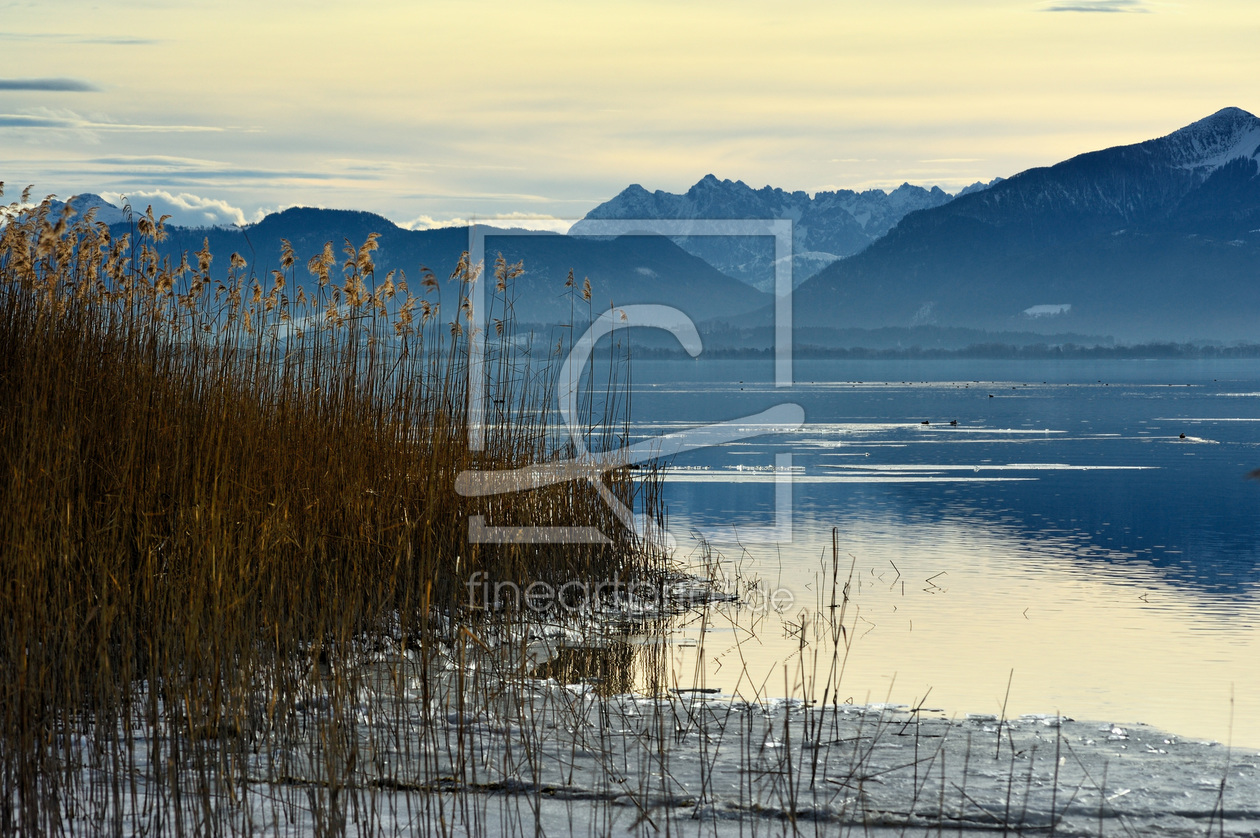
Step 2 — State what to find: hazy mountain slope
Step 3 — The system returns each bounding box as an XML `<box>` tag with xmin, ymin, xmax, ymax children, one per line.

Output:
<box><xmin>98</xmin><ymin>205</ymin><xmax>768</xmax><ymax>327</ymax></box>
<box><xmin>479</xmin><ymin>231</ymin><xmax>771</xmax><ymax>323</ymax></box>
<box><xmin>791</xmin><ymin>107</ymin><xmax>1260</xmax><ymax>343</ymax></box>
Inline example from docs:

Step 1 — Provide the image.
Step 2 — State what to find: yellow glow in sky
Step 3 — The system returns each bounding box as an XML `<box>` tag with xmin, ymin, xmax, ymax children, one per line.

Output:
<box><xmin>1</xmin><ymin>0</ymin><xmax>1258</xmax><ymax>225</ymax></box>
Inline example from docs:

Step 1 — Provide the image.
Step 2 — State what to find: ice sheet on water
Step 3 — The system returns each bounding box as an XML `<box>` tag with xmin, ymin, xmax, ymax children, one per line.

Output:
<box><xmin>44</xmin><ymin>682</ymin><xmax>1260</xmax><ymax>837</ymax></box>
<box><xmin>1016</xmin><ymin>713</ymin><xmax>1072</xmax><ymax>727</ymax></box>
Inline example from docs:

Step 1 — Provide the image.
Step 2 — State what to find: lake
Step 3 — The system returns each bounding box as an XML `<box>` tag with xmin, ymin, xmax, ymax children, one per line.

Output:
<box><xmin>619</xmin><ymin>358</ymin><xmax>1260</xmax><ymax>748</ymax></box>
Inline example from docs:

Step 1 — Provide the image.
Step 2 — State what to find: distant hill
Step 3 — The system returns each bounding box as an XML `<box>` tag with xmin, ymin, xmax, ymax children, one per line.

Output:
<box><xmin>572</xmin><ymin>175</ymin><xmax>1001</xmax><ymax>290</ymax></box>
<box><xmin>788</xmin><ymin>107</ymin><xmax>1260</xmax><ymax>343</ymax></box>
<box><xmin>73</xmin><ymin>204</ymin><xmax>769</xmax><ymax>330</ymax></box>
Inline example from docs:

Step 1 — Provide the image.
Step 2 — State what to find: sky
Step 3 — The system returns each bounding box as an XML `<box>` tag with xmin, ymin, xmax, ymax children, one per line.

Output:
<box><xmin>1</xmin><ymin>0</ymin><xmax>1258</xmax><ymax>230</ymax></box>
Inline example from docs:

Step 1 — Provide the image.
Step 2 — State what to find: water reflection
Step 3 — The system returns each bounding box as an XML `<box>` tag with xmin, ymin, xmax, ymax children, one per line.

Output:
<box><xmin>648</xmin><ymin>514</ymin><xmax>1260</xmax><ymax>749</ymax></box>
<box><xmin>613</xmin><ymin>359</ymin><xmax>1260</xmax><ymax>747</ymax></box>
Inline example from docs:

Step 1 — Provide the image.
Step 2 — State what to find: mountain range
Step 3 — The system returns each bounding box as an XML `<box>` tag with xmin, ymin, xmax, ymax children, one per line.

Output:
<box><xmin>572</xmin><ymin>175</ymin><xmax>1002</xmax><ymax>290</ymax></box>
<box><xmin>786</xmin><ymin>106</ymin><xmax>1260</xmax><ymax>343</ymax></box>
<box><xmin>35</xmin><ymin>106</ymin><xmax>1260</xmax><ymax>347</ymax></box>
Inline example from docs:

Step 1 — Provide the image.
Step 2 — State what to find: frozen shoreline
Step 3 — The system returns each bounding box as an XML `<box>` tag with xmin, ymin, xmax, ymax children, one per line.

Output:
<box><xmin>41</xmin><ymin>659</ymin><xmax>1258</xmax><ymax>837</ymax></box>
<box><xmin>380</xmin><ymin>689</ymin><xmax>1260</xmax><ymax>836</ymax></box>
<box><xmin>347</xmin><ymin>607</ymin><xmax>1260</xmax><ymax>835</ymax></box>
<box><xmin>19</xmin><ymin>604</ymin><xmax>1258</xmax><ymax>837</ymax></box>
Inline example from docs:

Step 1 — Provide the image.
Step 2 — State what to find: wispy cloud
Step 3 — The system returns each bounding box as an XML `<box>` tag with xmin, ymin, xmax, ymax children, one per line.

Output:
<box><xmin>1040</xmin><ymin>0</ymin><xmax>1151</xmax><ymax>12</ymax></box>
<box><xmin>0</xmin><ymin>32</ymin><xmax>158</xmax><ymax>45</ymax></box>
<box><xmin>86</xmin><ymin>154</ymin><xmax>230</xmax><ymax>169</ymax></box>
<box><xmin>0</xmin><ymin>109</ymin><xmax>226</xmax><ymax>133</ymax></box>
<box><xmin>0</xmin><ymin>114</ymin><xmax>64</xmax><ymax>127</ymax></box>
<box><xmin>80</xmin><ymin>155</ymin><xmax>367</xmax><ymax>184</ymax></box>
<box><xmin>400</xmin><ymin>190</ymin><xmax>573</xmax><ymax>204</ymax></box>
<box><xmin>77</xmin><ymin>37</ymin><xmax>159</xmax><ymax>45</ymax></box>
<box><xmin>13</xmin><ymin>155</ymin><xmax>376</xmax><ymax>193</ymax></box>
<box><xmin>0</xmin><ymin>78</ymin><xmax>98</xmax><ymax>92</ymax></box>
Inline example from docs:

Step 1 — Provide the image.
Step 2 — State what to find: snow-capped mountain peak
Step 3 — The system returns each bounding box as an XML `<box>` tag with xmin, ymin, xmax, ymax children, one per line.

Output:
<box><xmin>38</xmin><ymin>193</ymin><xmax>131</xmax><ymax>226</ymax></box>
<box><xmin>574</xmin><ymin>175</ymin><xmax>976</xmax><ymax>288</ymax></box>
<box><xmin>1158</xmin><ymin>106</ymin><xmax>1260</xmax><ymax>173</ymax></box>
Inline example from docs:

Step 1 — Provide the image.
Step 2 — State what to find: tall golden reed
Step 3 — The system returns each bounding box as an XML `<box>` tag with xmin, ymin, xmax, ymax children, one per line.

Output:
<box><xmin>0</xmin><ymin>187</ymin><xmax>658</xmax><ymax>834</ymax></box>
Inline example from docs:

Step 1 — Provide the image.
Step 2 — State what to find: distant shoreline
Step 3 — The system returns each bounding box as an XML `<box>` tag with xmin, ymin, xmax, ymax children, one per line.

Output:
<box><xmin>627</xmin><ymin>342</ymin><xmax>1260</xmax><ymax>361</ymax></box>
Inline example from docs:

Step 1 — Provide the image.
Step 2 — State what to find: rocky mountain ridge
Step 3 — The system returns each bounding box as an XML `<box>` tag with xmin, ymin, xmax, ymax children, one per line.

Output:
<box><xmin>573</xmin><ymin>174</ymin><xmax>1002</xmax><ymax>290</ymax></box>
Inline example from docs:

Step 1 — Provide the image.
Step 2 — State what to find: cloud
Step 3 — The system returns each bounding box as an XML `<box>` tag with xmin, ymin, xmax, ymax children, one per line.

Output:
<box><xmin>401</xmin><ymin>212</ymin><xmax>573</xmax><ymax>234</ymax></box>
<box><xmin>81</xmin><ymin>155</ymin><xmax>342</xmax><ymax>183</ymax></box>
<box><xmin>0</xmin><ymin>108</ymin><xmax>225</xmax><ymax>134</ymax></box>
<box><xmin>0</xmin><ymin>78</ymin><xmax>99</xmax><ymax>92</ymax></box>
<box><xmin>86</xmin><ymin>154</ymin><xmax>229</xmax><ymax>169</ymax></box>
<box><xmin>1040</xmin><ymin>0</ymin><xmax>1151</xmax><ymax>11</ymax></box>
<box><xmin>8</xmin><ymin>156</ymin><xmax>369</xmax><ymax>198</ymax></box>
<box><xmin>403</xmin><ymin>214</ymin><xmax>470</xmax><ymax>230</ymax></box>
<box><xmin>99</xmin><ymin>190</ymin><xmax>249</xmax><ymax>228</ymax></box>
<box><xmin>401</xmin><ymin>190</ymin><xmax>558</xmax><ymax>204</ymax></box>
<box><xmin>0</xmin><ymin>32</ymin><xmax>159</xmax><ymax>45</ymax></box>
<box><xmin>76</xmin><ymin>37</ymin><xmax>159</xmax><ymax>45</ymax></box>
<box><xmin>0</xmin><ymin>114</ymin><xmax>66</xmax><ymax>127</ymax></box>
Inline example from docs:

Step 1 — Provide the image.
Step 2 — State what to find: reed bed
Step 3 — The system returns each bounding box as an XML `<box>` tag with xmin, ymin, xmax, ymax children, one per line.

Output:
<box><xmin>0</xmin><ymin>188</ymin><xmax>660</xmax><ymax>835</ymax></box>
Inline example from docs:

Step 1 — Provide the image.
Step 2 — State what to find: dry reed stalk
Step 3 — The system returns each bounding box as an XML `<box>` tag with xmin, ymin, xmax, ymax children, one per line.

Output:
<box><xmin>0</xmin><ymin>189</ymin><xmax>662</xmax><ymax>835</ymax></box>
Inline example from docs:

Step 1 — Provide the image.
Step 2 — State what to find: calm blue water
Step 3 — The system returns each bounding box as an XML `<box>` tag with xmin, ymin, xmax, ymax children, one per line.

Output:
<box><xmin>615</xmin><ymin>358</ymin><xmax>1260</xmax><ymax>745</ymax></box>
<box><xmin>629</xmin><ymin>358</ymin><xmax>1260</xmax><ymax>595</ymax></box>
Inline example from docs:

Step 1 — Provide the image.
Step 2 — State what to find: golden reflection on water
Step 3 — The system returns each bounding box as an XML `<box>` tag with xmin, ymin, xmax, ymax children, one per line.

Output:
<box><xmin>653</xmin><ymin>518</ymin><xmax>1260</xmax><ymax>749</ymax></box>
